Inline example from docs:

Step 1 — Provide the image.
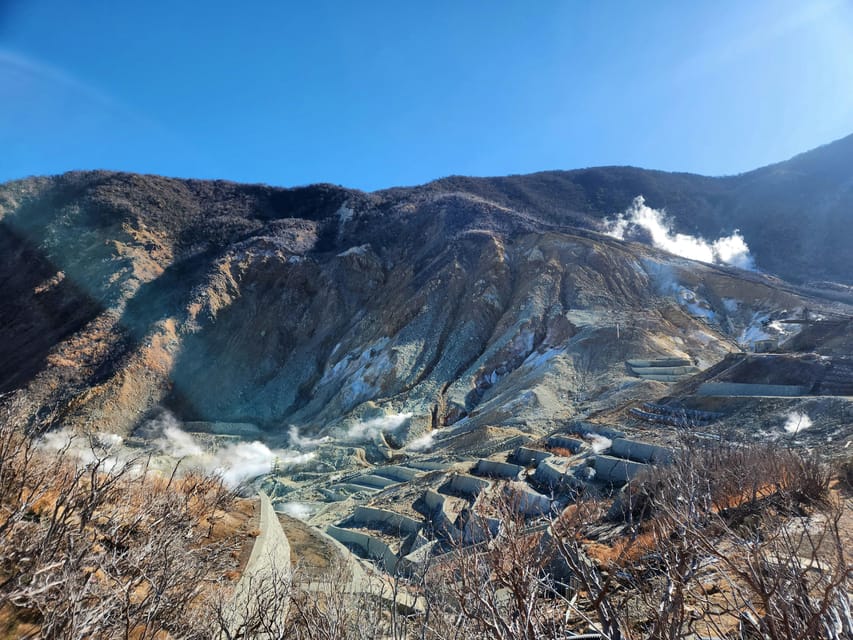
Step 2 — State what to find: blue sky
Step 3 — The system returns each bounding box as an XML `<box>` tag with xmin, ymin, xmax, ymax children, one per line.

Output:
<box><xmin>2</xmin><ymin>0</ymin><xmax>852</xmax><ymax>190</ymax></box>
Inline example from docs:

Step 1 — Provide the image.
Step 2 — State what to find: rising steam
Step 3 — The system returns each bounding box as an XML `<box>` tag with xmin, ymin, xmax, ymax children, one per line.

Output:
<box><xmin>603</xmin><ymin>196</ymin><xmax>755</xmax><ymax>270</ymax></box>
<box><xmin>145</xmin><ymin>412</ymin><xmax>315</xmax><ymax>487</ymax></box>
<box><xmin>588</xmin><ymin>434</ymin><xmax>612</xmax><ymax>453</ymax></box>
<box><xmin>341</xmin><ymin>412</ymin><xmax>413</xmax><ymax>442</ymax></box>
<box><xmin>38</xmin><ymin>428</ymin><xmax>128</xmax><ymax>473</ymax></box>
<box><xmin>783</xmin><ymin>411</ymin><xmax>813</xmax><ymax>434</ymax></box>
<box><xmin>406</xmin><ymin>430</ymin><xmax>438</xmax><ymax>452</ymax></box>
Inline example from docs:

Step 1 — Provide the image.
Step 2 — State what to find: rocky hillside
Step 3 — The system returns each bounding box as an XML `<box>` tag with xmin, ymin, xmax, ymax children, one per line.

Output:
<box><xmin>1</xmin><ymin>135</ymin><xmax>852</xmax><ymax>442</ymax></box>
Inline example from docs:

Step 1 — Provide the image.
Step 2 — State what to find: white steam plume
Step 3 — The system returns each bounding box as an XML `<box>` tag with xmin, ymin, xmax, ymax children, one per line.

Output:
<box><xmin>288</xmin><ymin>426</ymin><xmax>331</xmax><ymax>449</ymax></box>
<box><xmin>406</xmin><ymin>431</ymin><xmax>437</xmax><ymax>452</ymax></box>
<box><xmin>603</xmin><ymin>196</ymin><xmax>755</xmax><ymax>270</ymax></box>
<box><xmin>149</xmin><ymin>413</ymin><xmax>315</xmax><ymax>487</ymax></box>
<box><xmin>38</xmin><ymin>428</ymin><xmax>127</xmax><ymax>472</ymax></box>
<box><xmin>588</xmin><ymin>434</ymin><xmax>612</xmax><ymax>453</ymax></box>
<box><xmin>342</xmin><ymin>412</ymin><xmax>412</xmax><ymax>442</ymax></box>
<box><xmin>783</xmin><ymin>411</ymin><xmax>812</xmax><ymax>434</ymax></box>
<box><xmin>279</xmin><ymin>502</ymin><xmax>315</xmax><ymax>520</ymax></box>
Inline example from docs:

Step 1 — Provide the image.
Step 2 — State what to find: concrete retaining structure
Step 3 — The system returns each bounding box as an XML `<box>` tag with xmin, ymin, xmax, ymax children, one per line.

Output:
<box><xmin>567</xmin><ymin>422</ymin><xmax>626</xmax><ymax>440</ymax></box>
<box><xmin>593</xmin><ymin>455</ymin><xmax>648</xmax><ymax>484</ymax></box>
<box><xmin>421</xmin><ymin>490</ymin><xmax>463</xmax><ymax>541</ymax></box>
<box><xmin>532</xmin><ymin>457</ymin><xmax>575</xmax><ymax>488</ymax></box>
<box><xmin>335</xmin><ymin>483</ymin><xmax>381</xmax><ymax>495</ymax></box>
<box><xmin>697</xmin><ymin>382</ymin><xmax>810</xmax><ymax>397</ymax></box>
<box><xmin>326</xmin><ymin>524</ymin><xmax>401</xmax><ymax>573</ymax></box>
<box><xmin>512</xmin><ymin>446</ymin><xmax>553</xmax><ymax>466</ymax></box>
<box><xmin>627</xmin><ymin>358</ymin><xmax>692</xmax><ymax>368</ymax></box>
<box><xmin>635</xmin><ymin>374</ymin><xmax>687</xmax><ymax>383</ymax></box>
<box><xmin>423</xmin><ymin>489</ymin><xmax>445</xmax><ymax>513</ymax></box>
<box><xmin>406</xmin><ymin>460</ymin><xmax>450</xmax><ymax>471</ymax></box>
<box><xmin>627</xmin><ymin>358</ymin><xmax>697</xmax><ymax>383</ymax></box>
<box><xmin>504</xmin><ymin>483</ymin><xmax>553</xmax><ymax>516</ymax></box>
<box><xmin>351</xmin><ymin>474</ymin><xmax>398</xmax><ymax>489</ymax></box>
<box><xmin>461</xmin><ymin>513</ymin><xmax>502</xmax><ymax>544</ymax></box>
<box><xmin>352</xmin><ymin>506</ymin><xmax>422</xmax><ymax>535</ymax></box>
<box><xmin>474</xmin><ymin>459</ymin><xmax>524</xmax><ymax>480</ymax></box>
<box><xmin>228</xmin><ymin>492</ymin><xmax>292</xmax><ymax>634</ymax></box>
<box><xmin>547</xmin><ymin>434</ymin><xmax>585</xmax><ymax>453</ymax></box>
<box><xmin>641</xmin><ymin>403</ymin><xmax>722</xmax><ymax>423</ymax></box>
<box><xmin>374</xmin><ymin>465</ymin><xmax>421</xmax><ymax>482</ymax></box>
<box><xmin>609</xmin><ymin>438</ymin><xmax>673</xmax><ymax>464</ymax></box>
<box><xmin>631</xmin><ymin>365</ymin><xmax>699</xmax><ymax>376</ymax></box>
<box><xmin>448</xmin><ymin>473</ymin><xmax>490</xmax><ymax>498</ymax></box>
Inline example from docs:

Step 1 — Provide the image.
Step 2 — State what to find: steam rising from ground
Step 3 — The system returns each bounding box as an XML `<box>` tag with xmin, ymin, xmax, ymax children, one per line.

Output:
<box><xmin>150</xmin><ymin>416</ymin><xmax>315</xmax><ymax>487</ymax></box>
<box><xmin>603</xmin><ymin>196</ymin><xmax>755</xmax><ymax>270</ymax></box>
<box><xmin>406</xmin><ymin>430</ymin><xmax>438</xmax><ymax>452</ymax></box>
<box><xmin>588</xmin><ymin>434</ymin><xmax>612</xmax><ymax>453</ymax></box>
<box><xmin>38</xmin><ymin>428</ymin><xmax>127</xmax><ymax>473</ymax></box>
<box><xmin>41</xmin><ymin>412</ymin><xmax>316</xmax><ymax>488</ymax></box>
<box><xmin>288</xmin><ymin>426</ymin><xmax>332</xmax><ymax>450</ymax></box>
<box><xmin>784</xmin><ymin>411</ymin><xmax>813</xmax><ymax>434</ymax></box>
<box><xmin>279</xmin><ymin>502</ymin><xmax>315</xmax><ymax>520</ymax></box>
<box><xmin>341</xmin><ymin>412</ymin><xmax>412</xmax><ymax>442</ymax></box>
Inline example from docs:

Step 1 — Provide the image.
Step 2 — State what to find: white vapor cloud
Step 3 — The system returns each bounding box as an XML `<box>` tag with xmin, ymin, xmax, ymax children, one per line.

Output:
<box><xmin>783</xmin><ymin>411</ymin><xmax>813</xmax><ymax>434</ymax></box>
<box><xmin>603</xmin><ymin>196</ymin><xmax>755</xmax><ymax>270</ymax></box>
<box><xmin>279</xmin><ymin>502</ymin><xmax>315</xmax><ymax>520</ymax></box>
<box><xmin>588</xmin><ymin>434</ymin><xmax>612</xmax><ymax>454</ymax></box>
<box><xmin>341</xmin><ymin>412</ymin><xmax>413</xmax><ymax>442</ymax></box>
<box><xmin>38</xmin><ymin>428</ymin><xmax>127</xmax><ymax>473</ymax></box>
<box><xmin>288</xmin><ymin>425</ymin><xmax>331</xmax><ymax>450</ymax></box>
<box><xmin>148</xmin><ymin>412</ymin><xmax>315</xmax><ymax>487</ymax></box>
<box><xmin>406</xmin><ymin>431</ymin><xmax>438</xmax><ymax>452</ymax></box>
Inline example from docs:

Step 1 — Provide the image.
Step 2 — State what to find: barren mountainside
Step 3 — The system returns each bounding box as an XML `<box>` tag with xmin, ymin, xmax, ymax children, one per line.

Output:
<box><xmin>1</xmin><ymin>134</ymin><xmax>853</xmax><ymax>442</ymax></box>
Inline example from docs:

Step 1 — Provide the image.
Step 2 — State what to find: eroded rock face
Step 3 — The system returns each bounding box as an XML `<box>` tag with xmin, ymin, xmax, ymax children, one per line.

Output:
<box><xmin>1</xmin><ymin>166</ymin><xmax>851</xmax><ymax>442</ymax></box>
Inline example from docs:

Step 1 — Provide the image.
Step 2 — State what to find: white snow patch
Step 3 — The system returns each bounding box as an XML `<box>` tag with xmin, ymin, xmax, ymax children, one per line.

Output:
<box><xmin>676</xmin><ymin>286</ymin><xmax>716</xmax><ymax>321</ymax></box>
<box><xmin>738</xmin><ymin>313</ymin><xmax>773</xmax><ymax>347</ymax></box>
<box><xmin>337</xmin><ymin>244</ymin><xmax>369</xmax><ymax>257</ymax></box>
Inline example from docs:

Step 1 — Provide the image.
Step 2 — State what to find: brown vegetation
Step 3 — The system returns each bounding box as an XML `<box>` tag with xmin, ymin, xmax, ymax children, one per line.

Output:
<box><xmin>1</xmin><ymin>393</ymin><xmax>849</xmax><ymax>638</ymax></box>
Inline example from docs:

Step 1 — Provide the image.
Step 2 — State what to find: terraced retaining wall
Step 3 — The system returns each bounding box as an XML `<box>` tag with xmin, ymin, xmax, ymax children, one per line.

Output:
<box><xmin>697</xmin><ymin>382</ymin><xmax>810</xmax><ymax>397</ymax></box>
<box><xmin>351</xmin><ymin>474</ymin><xmax>398</xmax><ymax>489</ymax></box>
<box><xmin>533</xmin><ymin>457</ymin><xmax>575</xmax><ymax>488</ymax></box>
<box><xmin>547</xmin><ymin>435</ymin><xmax>585</xmax><ymax>453</ymax></box>
<box><xmin>474</xmin><ymin>459</ymin><xmax>524</xmax><ymax>479</ymax></box>
<box><xmin>609</xmin><ymin>438</ymin><xmax>673</xmax><ymax>464</ymax></box>
<box><xmin>567</xmin><ymin>422</ymin><xmax>626</xmax><ymax>440</ymax></box>
<box><xmin>505</xmin><ymin>484</ymin><xmax>552</xmax><ymax>516</ymax></box>
<box><xmin>627</xmin><ymin>358</ymin><xmax>692</xmax><ymax>368</ymax></box>
<box><xmin>374</xmin><ymin>465</ymin><xmax>421</xmax><ymax>482</ymax></box>
<box><xmin>593</xmin><ymin>455</ymin><xmax>648</xmax><ymax>484</ymax></box>
<box><xmin>352</xmin><ymin>506</ymin><xmax>422</xmax><ymax>535</ymax></box>
<box><xmin>326</xmin><ymin>525</ymin><xmax>401</xmax><ymax>573</ymax></box>
<box><xmin>448</xmin><ymin>473</ymin><xmax>490</xmax><ymax>497</ymax></box>
<box><xmin>512</xmin><ymin>446</ymin><xmax>553</xmax><ymax>466</ymax></box>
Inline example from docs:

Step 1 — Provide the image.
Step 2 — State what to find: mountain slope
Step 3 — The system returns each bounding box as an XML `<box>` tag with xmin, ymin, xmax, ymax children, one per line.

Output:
<box><xmin>0</xmin><ymin>136</ymin><xmax>852</xmax><ymax>441</ymax></box>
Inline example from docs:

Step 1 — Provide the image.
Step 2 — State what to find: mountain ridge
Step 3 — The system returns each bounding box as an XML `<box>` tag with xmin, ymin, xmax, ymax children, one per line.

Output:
<box><xmin>0</xmin><ymin>134</ymin><xmax>852</xmax><ymax>440</ymax></box>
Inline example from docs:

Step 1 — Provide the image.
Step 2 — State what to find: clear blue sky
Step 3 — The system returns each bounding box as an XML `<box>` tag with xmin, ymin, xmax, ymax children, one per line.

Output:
<box><xmin>2</xmin><ymin>0</ymin><xmax>852</xmax><ymax>191</ymax></box>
